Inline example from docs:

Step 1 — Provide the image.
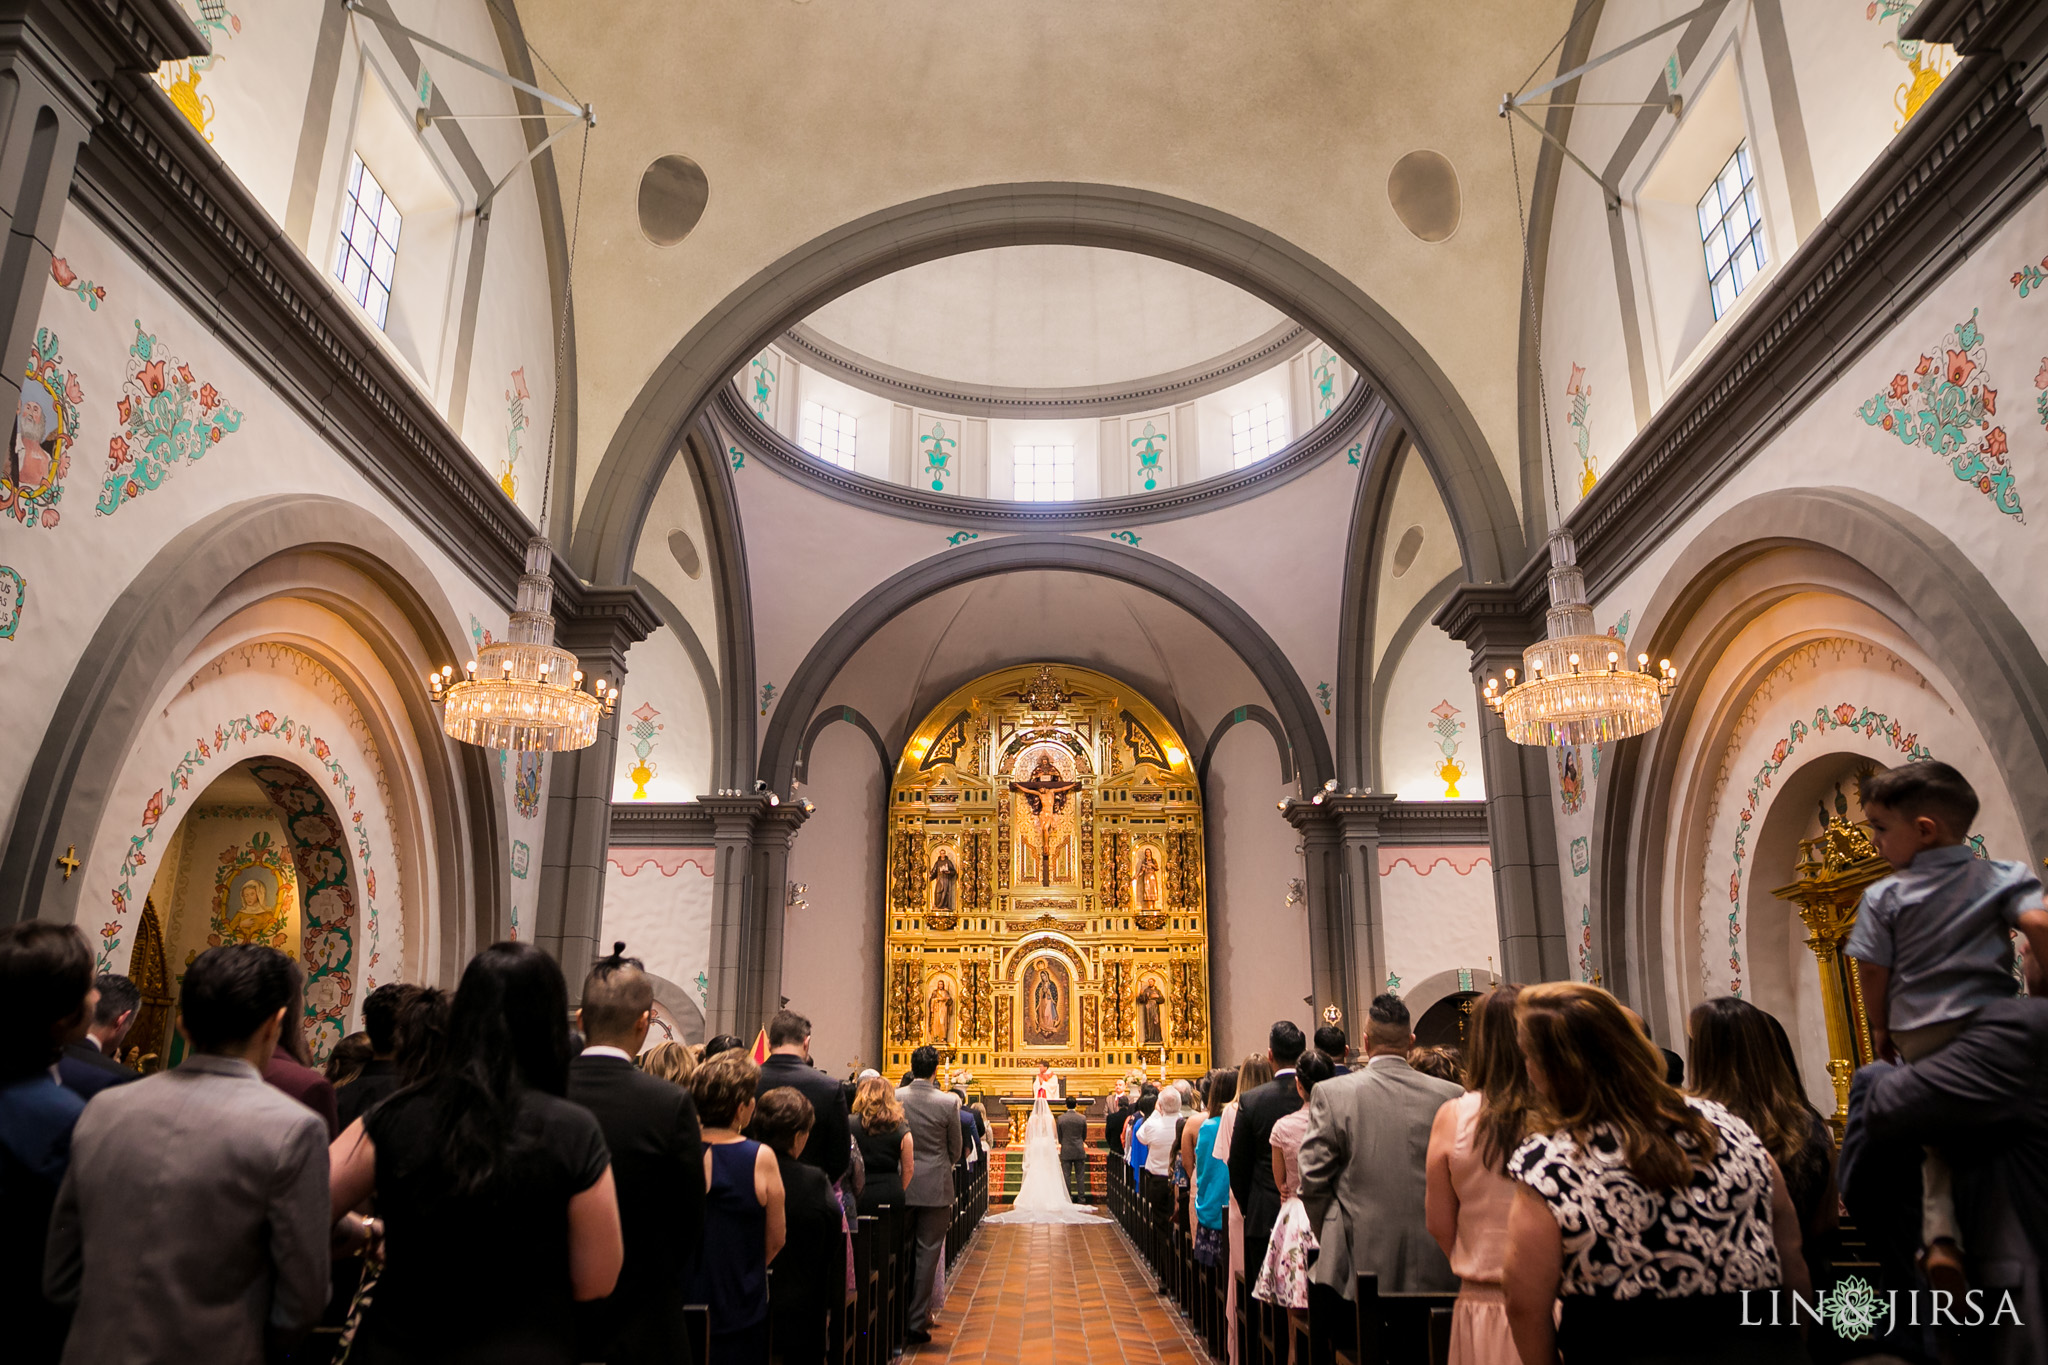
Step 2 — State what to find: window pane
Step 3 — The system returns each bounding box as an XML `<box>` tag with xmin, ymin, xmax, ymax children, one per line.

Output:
<box><xmin>342</xmin><ymin>250</ymin><xmax>370</xmax><ymax>302</ymax></box>
<box><xmin>1704</xmin><ymin>224</ymin><xmax>1730</xmax><ymax>273</ymax></box>
<box><xmin>378</xmin><ymin>197</ymin><xmax>403</xmax><ymax>245</ymax></box>
<box><xmin>1696</xmin><ymin>193</ymin><xmax>1721</xmax><ymax>238</ymax></box>
<box><xmin>371</xmin><ymin>237</ymin><xmax>397</xmax><ymax>288</ymax></box>
<box><xmin>348</xmin><ymin>156</ymin><xmax>364</xmax><ymax>196</ymax></box>
<box><xmin>366</xmin><ymin>280</ymin><xmax>390</xmax><ymax>330</ymax></box>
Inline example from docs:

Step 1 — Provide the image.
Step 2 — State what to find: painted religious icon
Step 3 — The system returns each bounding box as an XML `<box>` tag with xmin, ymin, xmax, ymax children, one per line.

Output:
<box><xmin>1135</xmin><ymin>975</ymin><xmax>1166</xmax><ymax>1046</ymax></box>
<box><xmin>929</xmin><ymin>849</ymin><xmax>958</xmax><ymax>912</ymax></box>
<box><xmin>1021</xmin><ymin>957</ymin><xmax>1070</xmax><ymax>1047</ymax></box>
<box><xmin>9</xmin><ymin>387</ymin><xmax>60</xmax><ymax>496</ymax></box>
<box><xmin>927</xmin><ymin>977</ymin><xmax>954</xmax><ymax>1044</ymax></box>
<box><xmin>1136</xmin><ymin>846</ymin><xmax>1163</xmax><ymax>912</ymax></box>
<box><xmin>216</xmin><ymin>863</ymin><xmax>288</xmax><ymax>951</ymax></box>
<box><xmin>1009</xmin><ymin>753</ymin><xmax>1080</xmax><ymax>888</ymax></box>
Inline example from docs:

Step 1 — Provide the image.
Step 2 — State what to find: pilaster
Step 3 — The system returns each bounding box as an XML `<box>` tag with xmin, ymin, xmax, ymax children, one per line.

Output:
<box><xmin>1284</xmin><ymin>790</ymin><xmax>1401</xmax><ymax>1026</ymax></box>
<box><xmin>698</xmin><ymin>792</ymin><xmax>812</xmax><ymax>1037</ymax></box>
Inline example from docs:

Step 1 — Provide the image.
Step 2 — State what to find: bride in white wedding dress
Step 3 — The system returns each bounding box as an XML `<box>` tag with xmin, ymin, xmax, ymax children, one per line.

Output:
<box><xmin>985</xmin><ymin>1097</ymin><xmax>1101</xmax><ymax>1223</ymax></box>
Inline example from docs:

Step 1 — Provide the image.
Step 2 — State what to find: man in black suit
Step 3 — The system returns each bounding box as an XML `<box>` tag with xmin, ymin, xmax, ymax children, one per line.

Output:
<box><xmin>1104</xmin><ymin>1080</ymin><xmax>1132</xmax><ymax>1159</ymax></box>
<box><xmin>1228</xmin><ymin>1019</ymin><xmax>1306</xmax><ymax>1277</ymax></box>
<box><xmin>58</xmin><ymin>974</ymin><xmax>140</xmax><ymax>1100</ymax></box>
<box><xmin>1057</xmin><ymin>1096</ymin><xmax>1090</xmax><ymax>1201</ymax></box>
<box><xmin>335</xmin><ymin>981</ymin><xmax>414</xmax><ymax>1129</ymax></box>
<box><xmin>1314</xmin><ymin>1022</ymin><xmax>1351</xmax><ymax>1075</ymax></box>
<box><xmin>749</xmin><ymin>1007</ymin><xmax>852</xmax><ymax>1187</ymax></box>
<box><xmin>568</xmin><ymin>944</ymin><xmax>703</xmax><ymax>1365</ymax></box>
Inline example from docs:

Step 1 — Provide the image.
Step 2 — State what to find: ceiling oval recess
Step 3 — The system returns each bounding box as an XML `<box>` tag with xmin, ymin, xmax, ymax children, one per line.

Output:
<box><xmin>1391</xmin><ymin>525</ymin><xmax>1426</xmax><ymax>577</ymax></box>
<box><xmin>668</xmin><ymin>529</ymin><xmax>702</xmax><ymax>578</ymax></box>
<box><xmin>1387</xmin><ymin>150</ymin><xmax>1461</xmax><ymax>244</ymax></box>
<box><xmin>639</xmin><ymin>155</ymin><xmax>710</xmax><ymax>247</ymax></box>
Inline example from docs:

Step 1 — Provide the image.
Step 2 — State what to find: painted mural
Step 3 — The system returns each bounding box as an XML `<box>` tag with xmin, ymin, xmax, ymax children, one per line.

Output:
<box><xmin>919</xmin><ymin>418</ymin><xmax>958</xmax><ymax>492</ymax></box>
<box><xmin>626</xmin><ymin>701</ymin><xmax>664</xmax><ymax>799</ymax></box>
<box><xmin>1856</xmin><ymin>310</ymin><xmax>2019</xmax><ymax>521</ymax></box>
<box><xmin>749</xmin><ymin>351</ymin><xmax>776</xmax><ymax>422</ymax></box>
<box><xmin>0</xmin><ymin>564</ymin><xmax>21</xmax><ymax>640</ymax></box>
<box><xmin>1865</xmin><ymin>0</ymin><xmax>1949</xmax><ymax>131</ymax></box>
<box><xmin>151</xmin><ymin>0</ymin><xmax>239</xmax><ymax>141</ymax></box>
<box><xmin>50</xmin><ymin>257</ymin><xmax>105</xmax><ymax>311</ymax></box>
<box><xmin>5</xmin><ymin>328</ymin><xmax>80</xmax><ymax>530</ymax></box>
<box><xmin>502</xmin><ymin>367</ymin><xmax>529</xmax><ymax>501</ymax></box>
<box><xmin>1311</xmin><ymin>345</ymin><xmax>1342</xmax><ymax>422</ymax></box>
<box><xmin>1566</xmin><ymin>363</ymin><xmax>1595</xmax><ymax>497</ymax></box>
<box><xmin>209</xmin><ymin>828</ymin><xmax>296</xmax><ymax>953</ymax></box>
<box><xmin>514</xmin><ymin>751</ymin><xmax>545</xmax><ymax>819</ymax></box>
<box><xmin>1131</xmin><ymin>421</ymin><xmax>1167</xmax><ymax>491</ymax></box>
<box><xmin>1429</xmin><ymin>699</ymin><xmax>1466</xmax><ymax>798</ymax></box>
<box><xmin>98</xmin><ymin>320</ymin><xmax>245</xmax><ymax>516</ymax></box>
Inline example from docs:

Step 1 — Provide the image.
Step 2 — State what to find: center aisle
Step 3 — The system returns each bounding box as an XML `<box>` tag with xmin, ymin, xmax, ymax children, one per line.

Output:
<box><xmin>909</xmin><ymin>1222</ymin><xmax>1210</xmax><ymax>1365</ymax></box>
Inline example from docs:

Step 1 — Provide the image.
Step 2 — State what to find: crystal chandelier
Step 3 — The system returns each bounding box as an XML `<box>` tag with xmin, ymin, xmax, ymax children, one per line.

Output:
<box><xmin>1482</xmin><ymin>529</ymin><xmax>1674</xmax><ymax>746</ymax></box>
<box><xmin>431</xmin><ymin>536</ymin><xmax>617</xmax><ymax>750</ymax></box>
<box><xmin>1485</xmin><ymin>108</ymin><xmax>1678</xmax><ymax>747</ymax></box>
<box><xmin>430</xmin><ymin>118</ymin><xmax>610</xmax><ymax>752</ymax></box>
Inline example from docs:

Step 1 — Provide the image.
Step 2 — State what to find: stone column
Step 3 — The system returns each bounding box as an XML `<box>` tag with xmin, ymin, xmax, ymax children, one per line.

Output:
<box><xmin>1286</xmin><ymin>792</ymin><xmax>1400</xmax><ymax>1029</ymax></box>
<box><xmin>1435</xmin><ymin>585</ymin><xmax>1570</xmax><ymax>983</ymax></box>
<box><xmin>698</xmin><ymin>792</ymin><xmax>812</xmax><ymax>1037</ymax></box>
<box><xmin>533</xmin><ymin>584</ymin><xmax>657</xmax><ymax>971</ymax></box>
<box><xmin>0</xmin><ymin>1</ymin><xmax>202</xmax><ymax>414</ymax></box>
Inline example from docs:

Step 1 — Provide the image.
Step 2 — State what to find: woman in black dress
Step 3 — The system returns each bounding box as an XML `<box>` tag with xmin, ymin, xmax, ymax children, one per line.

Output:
<box><xmin>689</xmin><ymin>1051</ymin><xmax>786</xmax><ymax>1365</ymax></box>
<box><xmin>1501</xmin><ymin>982</ymin><xmax>1810</xmax><ymax>1365</ymax></box>
<box><xmin>850</xmin><ymin>1074</ymin><xmax>913</xmax><ymax>1217</ymax></box>
<box><xmin>755</xmin><ymin>1088</ymin><xmax>843</xmax><ymax>1365</ymax></box>
<box><xmin>327</xmin><ymin>943</ymin><xmax>622</xmax><ymax>1365</ymax></box>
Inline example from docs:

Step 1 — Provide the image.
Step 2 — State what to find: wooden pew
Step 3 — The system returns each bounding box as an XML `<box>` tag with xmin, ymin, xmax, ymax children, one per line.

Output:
<box><xmin>1350</xmin><ymin>1273</ymin><xmax>1456</xmax><ymax>1365</ymax></box>
<box><xmin>684</xmin><ymin>1304</ymin><xmax>709</xmax><ymax>1365</ymax></box>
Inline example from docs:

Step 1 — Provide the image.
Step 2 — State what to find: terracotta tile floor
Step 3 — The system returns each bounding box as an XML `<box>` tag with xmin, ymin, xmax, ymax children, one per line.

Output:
<box><xmin>909</xmin><ymin>1221</ymin><xmax>1211</xmax><ymax>1364</ymax></box>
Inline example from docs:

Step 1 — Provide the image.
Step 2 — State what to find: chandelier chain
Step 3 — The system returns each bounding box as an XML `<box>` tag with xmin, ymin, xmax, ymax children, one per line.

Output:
<box><xmin>536</xmin><ymin>122</ymin><xmax>590</xmax><ymax>540</ymax></box>
<box><xmin>1508</xmin><ymin>114</ymin><xmax>1564</xmax><ymax>528</ymax></box>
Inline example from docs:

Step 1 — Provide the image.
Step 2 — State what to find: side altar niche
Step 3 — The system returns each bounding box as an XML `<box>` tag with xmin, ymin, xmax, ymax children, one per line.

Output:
<box><xmin>882</xmin><ymin>664</ymin><xmax>1212</xmax><ymax>1094</ymax></box>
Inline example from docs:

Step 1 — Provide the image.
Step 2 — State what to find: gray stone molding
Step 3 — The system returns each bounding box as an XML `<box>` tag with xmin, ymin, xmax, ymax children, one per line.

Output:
<box><xmin>609</xmin><ymin>802</ymin><xmax>715</xmax><ymax>846</ymax></box>
<box><xmin>1375</xmin><ymin>800</ymin><xmax>1491</xmax><ymax>846</ymax></box>
<box><xmin>72</xmin><ymin>73</ymin><xmax>550</xmax><ymax>609</ymax></box>
<box><xmin>712</xmin><ymin>379</ymin><xmax>1378</xmax><ymax>530</ymax></box>
<box><xmin>777</xmin><ymin>318</ymin><xmax>1311</xmax><ymax>418</ymax></box>
<box><xmin>1594</xmin><ymin>488</ymin><xmax>2048</xmax><ymax>1026</ymax></box>
<box><xmin>1333</xmin><ymin>406</ymin><xmax>1407</xmax><ymax>788</ymax></box>
<box><xmin>0</xmin><ymin>494</ymin><xmax>505</xmax><ymax>976</ymax></box>
<box><xmin>1196</xmin><ymin>702</ymin><xmax>1293</xmax><ymax>789</ymax></box>
<box><xmin>572</xmin><ymin>181</ymin><xmax>1526</xmax><ymax>586</ymax></box>
<box><xmin>756</xmin><ymin>533</ymin><xmax>1336</xmax><ymax>800</ymax></box>
<box><xmin>794</xmin><ymin>704</ymin><xmax>892</xmax><ymax>789</ymax></box>
<box><xmin>1440</xmin><ymin>44</ymin><xmax>2045</xmax><ymax>648</ymax></box>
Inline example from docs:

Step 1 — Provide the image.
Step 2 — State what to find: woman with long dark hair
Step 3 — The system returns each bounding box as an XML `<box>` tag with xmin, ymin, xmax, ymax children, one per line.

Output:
<box><xmin>1687</xmin><ymin>997</ymin><xmax>1838</xmax><ymax>1291</ymax></box>
<box><xmin>1501</xmin><ymin>983</ymin><xmax>1807</xmax><ymax>1365</ymax></box>
<box><xmin>329</xmin><ymin>943</ymin><xmax>622</xmax><ymax>1364</ymax></box>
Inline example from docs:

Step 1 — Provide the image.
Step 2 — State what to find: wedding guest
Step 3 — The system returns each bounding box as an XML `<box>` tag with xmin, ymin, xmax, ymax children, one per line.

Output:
<box><xmin>1407</xmin><ymin>1045</ymin><xmax>1462</xmax><ymax>1083</ymax></box>
<box><xmin>1229</xmin><ymin>1021</ymin><xmax>1306</xmax><ymax>1281</ymax></box>
<box><xmin>1136</xmin><ymin>1083</ymin><xmax>1183</xmax><ymax>1218</ymax></box>
<box><xmin>336</xmin><ymin>982</ymin><xmax>415</xmax><ymax>1128</ymax></box>
<box><xmin>326</xmin><ymin>1032</ymin><xmax>373</xmax><ymax>1088</ymax></box>
<box><xmin>1126</xmin><ymin>1086</ymin><xmax>1158</xmax><ymax>1187</ymax></box>
<box><xmin>1255</xmin><ymin>1048</ymin><xmax>1335</xmax><ymax>1311</ymax></box>
<box><xmin>1502</xmin><ymin>982</ymin><xmax>1808</xmax><ymax>1365</ymax></box>
<box><xmin>851</xmin><ymin>1075</ymin><xmax>913</xmax><ymax>1217</ymax></box>
<box><xmin>897</xmin><ymin>1046</ymin><xmax>962</xmax><ymax>1345</ymax></box>
<box><xmin>569</xmin><ymin>945</ymin><xmax>703</xmax><ymax>1365</ymax></box>
<box><xmin>1192</xmin><ymin>1069</ymin><xmax>1236</xmax><ymax>1266</ymax></box>
<box><xmin>1</xmin><ymin>923</ymin><xmax>96</xmax><ymax>1364</ymax></box>
<box><xmin>1314</xmin><ymin>1023</ymin><xmax>1351</xmax><ymax>1074</ymax></box>
<box><xmin>1425</xmin><ymin>986</ymin><xmax>1531</xmax><ymax>1365</ymax></box>
<box><xmin>48</xmin><ymin>943</ymin><xmax>330</xmax><ymax>1365</ymax></box>
<box><xmin>1220</xmin><ymin>1053</ymin><xmax>1273</xmax><ymax>1365</ymax></box>
<box><xmin>640</xmin><ymin>1039</ymin><xmax>696</xmax><ymax>1087</ymax></box>
<box><xmin>755</xmin><ymin>1088</ymin><xmax>839</xmax><ymax>1365</ymax></box>
<box><xmin>329</xmin><ymin>942</ymin><xmax>622</xmax><ymax>1365</ymax></box>
<box><xmin>262</xmin><ymin>957</ymin><xmax>337</xmax><ymax>1137</ymax></box>
<box><xmin>702</xmin><ymin>1034</ymin><xmax>746</xmax><ymax>1062</ymax></box>
<box><xmin>57</xmin><ymin>972</ymin><xmax>139</xmax><ymax>1099</ymax></box>
<box><xmin>750</xmin><ymin>1008</ymin><xmax>850</xmax><ymax>1186</ymax></box>
<box><xmin>691</xmin><ymin>1051</ymin><xmax>785</xmax><ymax>1365</ymax></box>
<box><xmin>1300</xmin><ymin>995</ymin><xmax>1462</xmax><ymax>1297</ymax></box>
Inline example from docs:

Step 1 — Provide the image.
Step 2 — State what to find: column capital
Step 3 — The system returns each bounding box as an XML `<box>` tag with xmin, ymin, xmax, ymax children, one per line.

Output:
<box><xmin>1281</xmin><ymin>790</ymin><xmax>1400</xmax><ymax>840</ymax></box>
<box><xmin>6</xmin><ymin>0</ymin><xmax>206</xmax><ymax>87</ymax></box>
<box><xmin>694</xmin><ymin>792</ymin><xmax>813</xmax><ymax>843</ymax></box>
<box><xmin>552</xmin><ymin>582</ymin><xmax>660</xmax><ymax>682</ymax></box>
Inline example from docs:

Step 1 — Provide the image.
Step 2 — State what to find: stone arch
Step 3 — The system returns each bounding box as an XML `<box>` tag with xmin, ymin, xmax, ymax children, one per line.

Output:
<box><xmin>1197</xmin><ymin>703</ymin><xmax>1293</xmax><ymax>789</ymax></box>
<box><xmin>794</xmin><ymin>703</ymin><xmax>892</xmax><ymax>788</ymax></box>
<box><xmin>246</xmin><ymin>756</ymin><xmax>365</xmax><ymax>1056</ymax></box>
<box><xmin>758</xmin><ymin>533</ymin><xmax>1335</xmax><ymax>798</ymax></box>
<box><xmin>1593</xmin><ymin>488</ymin><xmax>2048</xmax><ymax>1032</ymax></box>
<box><xmin>0</xmin><ymin>495</ymin><xmax>504</xmax><ymax>983</ymax></box>
<box><xmin>571</xmin><ymin>181</ymin><xmax>1524</xmax><ymax>589</ymax></box>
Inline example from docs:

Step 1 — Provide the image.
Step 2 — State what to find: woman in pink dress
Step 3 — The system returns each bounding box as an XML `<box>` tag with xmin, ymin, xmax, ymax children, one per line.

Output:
<box><xmin>1424</xmin><ymin>986</ymin><xmax>1530</xmax><ymax>1365</ymax></box>
<box><xmin>1255</xmin><ymin>1049</ymin><xmax>1336</xmax><ymax>1319</ymax></box>
<box><xmin>1218</xmin><ymin>1053</ymin><xmax>1272</xmax><ymax>1365</ymax></box>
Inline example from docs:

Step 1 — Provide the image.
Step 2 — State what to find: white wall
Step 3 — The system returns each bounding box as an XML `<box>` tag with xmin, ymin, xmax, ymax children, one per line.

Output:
<box><xmin>783</xmin><ymin>723</ymin><xmax>889</xmax><ymax>1073</ymax></box>
<box><xmin>1205</xmin><ymin>722</ymin><xmax>1310</xmax><ymax>1063</ymax></box>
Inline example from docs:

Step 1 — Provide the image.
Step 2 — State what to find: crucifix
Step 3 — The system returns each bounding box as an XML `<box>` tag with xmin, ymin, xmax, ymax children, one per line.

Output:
<box><xmin>58</xmin><ymin>845</ymin><xmax>80</xmax><ymax>880</ymax></box>
<box><xmin>1007</xmin><ymin>753</ymin><xmax>1080</xmax><ymax>887</ymax></box>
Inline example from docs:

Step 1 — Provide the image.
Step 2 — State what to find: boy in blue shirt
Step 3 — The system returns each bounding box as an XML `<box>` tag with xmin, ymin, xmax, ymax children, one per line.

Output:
<box><xmin>1846</xmin><ymin>760</ymin><xmax>2048</xmax><ymax>1292</ymax></box>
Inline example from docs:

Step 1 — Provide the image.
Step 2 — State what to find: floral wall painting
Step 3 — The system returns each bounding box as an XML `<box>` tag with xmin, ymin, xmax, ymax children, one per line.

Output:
<box><xmin>501</xmin><ymin>367</ymin><xmax>529</xmax><ymax>501</ymax></box>
<box><xmin>1429</xmin><ymin>699</ymin><xmax>1466</xmax><ymax>798</ymax></box>
<box><xmin>152</xmin><ymin>1</ymin><xmax>238</xmax><ymax>141</ymax></box>
<box><xmin>1311</xmin><ymin>345</ymin><xmax>1342</xmax><ymax>422</ymax></box>
<box><xmin>1316</xmin><ymin>681</ymin><xmax>1332</xmax><ymax>716</ymax></box>
<box><xmin>759</xmin><ymin>682</ymin><xmax>778</xmax><ymax>715</ymax></box>
<box><xmin>2013</xmin><ymin>255</ymin><xmax>2048</xmax><ymax>299</ymax></box>
<box><xmin>511</xmin><ymin>838</ymin><xmax>531</xmax><ymax>880</ymax></box>
<box><xmin>98</xmin><ymin>320</ymin><xmax>245</xmax><ymax>517</ymax></box>
<box><xmin>50</xmin><ymin>257</ymin><xmax>104</xmax><ymax>310</ymax></box>
<box><xmin>211</xmin><ymin>830</ymin><xmax>295</xmax><ymax>953</ymax></box>
<box><xmin>5</xmin><ymin>328</ymin><xmax>80</xmax><ymax>530</ymax></box>
<box><xmin>626</xmin><ymin>701</ymin><xmax>663</xmax><ymax>799</ymax></box>
<box><xmin>2035</xmin><ymin>357</ymin><xmax>2048</xmax><ymax>436</ymax></box>
<box><xmin>1570</xmin><ymin>835</ymin><xmax>1590</xmax><ymax>877</ymax></box>
<box><xmin>1866</xmin><ymin>0</ymin><xmax>1950</xmax><ymax>131</ymax></box>
<box><xmin>1566</xmin><ymin>363</ymin><xmax>1595</xmax><ymax>497</ymax></box>
<box><xmin>0</xmin><ymin>564</ymin><xmax>22</xmax><ymax>640</ymax></box>
<box><xmin>1856</xmin><ymin>310</ymin><xmax>2019</xmax><ymax>521</ymax></box>
<box><xmin>749</xmin><ymin>351</ymin><xmax>776</xmax><ymax>423</ymax></box>
<box><xmin>1131</xmin><ymin>421</ymin><xmax>1167</xmax><ymax>490</ymax></box>
<box><xmin>919</xmin><ymin>418</ymin><xmax>958</xmax><ymax>492</ymax></box>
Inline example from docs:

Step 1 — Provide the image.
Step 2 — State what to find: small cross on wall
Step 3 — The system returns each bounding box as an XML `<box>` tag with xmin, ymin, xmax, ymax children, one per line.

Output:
<box><xmin>57</xmin><ymin>845</ymin><xmax>80</xmax><ymax>880</ymax></box>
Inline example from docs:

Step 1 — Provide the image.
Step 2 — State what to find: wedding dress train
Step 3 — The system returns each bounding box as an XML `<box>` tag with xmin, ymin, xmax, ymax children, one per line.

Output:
<box><xmin>985</xmin><ymin>1097</ymin><xmax>1101</xmax><ymax>1224</ymax></box>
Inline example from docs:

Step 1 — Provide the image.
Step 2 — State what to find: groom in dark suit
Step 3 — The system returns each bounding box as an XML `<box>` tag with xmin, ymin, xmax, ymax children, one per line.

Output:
<box><xmin>1058</xmin><ymin>1096</ymin><xmax>1090</xmax><ymax>1201</ymax></box>
<box><xmin>1228</xmin><ymin>1019</ymin><xmax>1305</xmax><ymax>1277</ymax></box>
<box><xmin>569</xmin><ymin>944</ymin><xmax>703</xmax><ymax>1365</ymax></box>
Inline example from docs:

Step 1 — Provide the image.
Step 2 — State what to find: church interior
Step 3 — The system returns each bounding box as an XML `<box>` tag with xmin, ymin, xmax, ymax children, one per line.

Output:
<box><xmin>5</xmin><ymin>0</ymin><xmax>2048</xmax><ymax>1362</ymax></box>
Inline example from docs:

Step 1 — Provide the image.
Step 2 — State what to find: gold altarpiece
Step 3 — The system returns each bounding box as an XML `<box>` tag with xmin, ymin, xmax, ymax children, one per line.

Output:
<box><xmin>882</xmin><ymin>664</ymin><xmax>1212</xmax><ymax>1094</ymax></box>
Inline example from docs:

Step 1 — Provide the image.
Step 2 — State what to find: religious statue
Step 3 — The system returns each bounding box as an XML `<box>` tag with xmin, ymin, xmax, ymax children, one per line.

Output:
<box><xmin>928</xmin><ymin>978</ymin><xmax>953</xmax><ymax>1043</ymax></box>
<box><xmin>1136</xmin><ymin>847</ymin><xmax>1162</xmax><ymax>912</ymax></box>
<box><xmin>1009</xmin><ymin>753</ymin><xmax>1081</xmax><ymax>888</ymax></box>
<box><xmin>1135</xmin><ymin>976</ymin><xmax>1166</xmax><ymax>1045</ymax></box>
<box><xmin>929</xmin><ymin>850</ymin><xmax>958</xmax><ymax>912</ymax></box>
<box><xmin>1029</xmin><ymin>960</ymin><xmax>1062</xmax><ymax>1037</ymax></box>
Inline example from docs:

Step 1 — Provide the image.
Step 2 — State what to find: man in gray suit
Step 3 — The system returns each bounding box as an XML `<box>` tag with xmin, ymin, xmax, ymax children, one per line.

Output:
<box><xmin>46</xmin><ymin>944</ymin><xmax>331</xmax><ymax>1364</ymax></box>
<box><xmin>1298</xmin><ymin>993</ymin><xmax>1462</xmax><ymax>1297</ymax></box>
<box><xmin>896</xmin><ymin>1045</ymin><xmax>962</xmax><ymax>1343</ymax></box>
<box><xmin>1057</xmin><ymin>1096</ymin><xmax>1091</xmax><ymax>1201</ymax></box>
